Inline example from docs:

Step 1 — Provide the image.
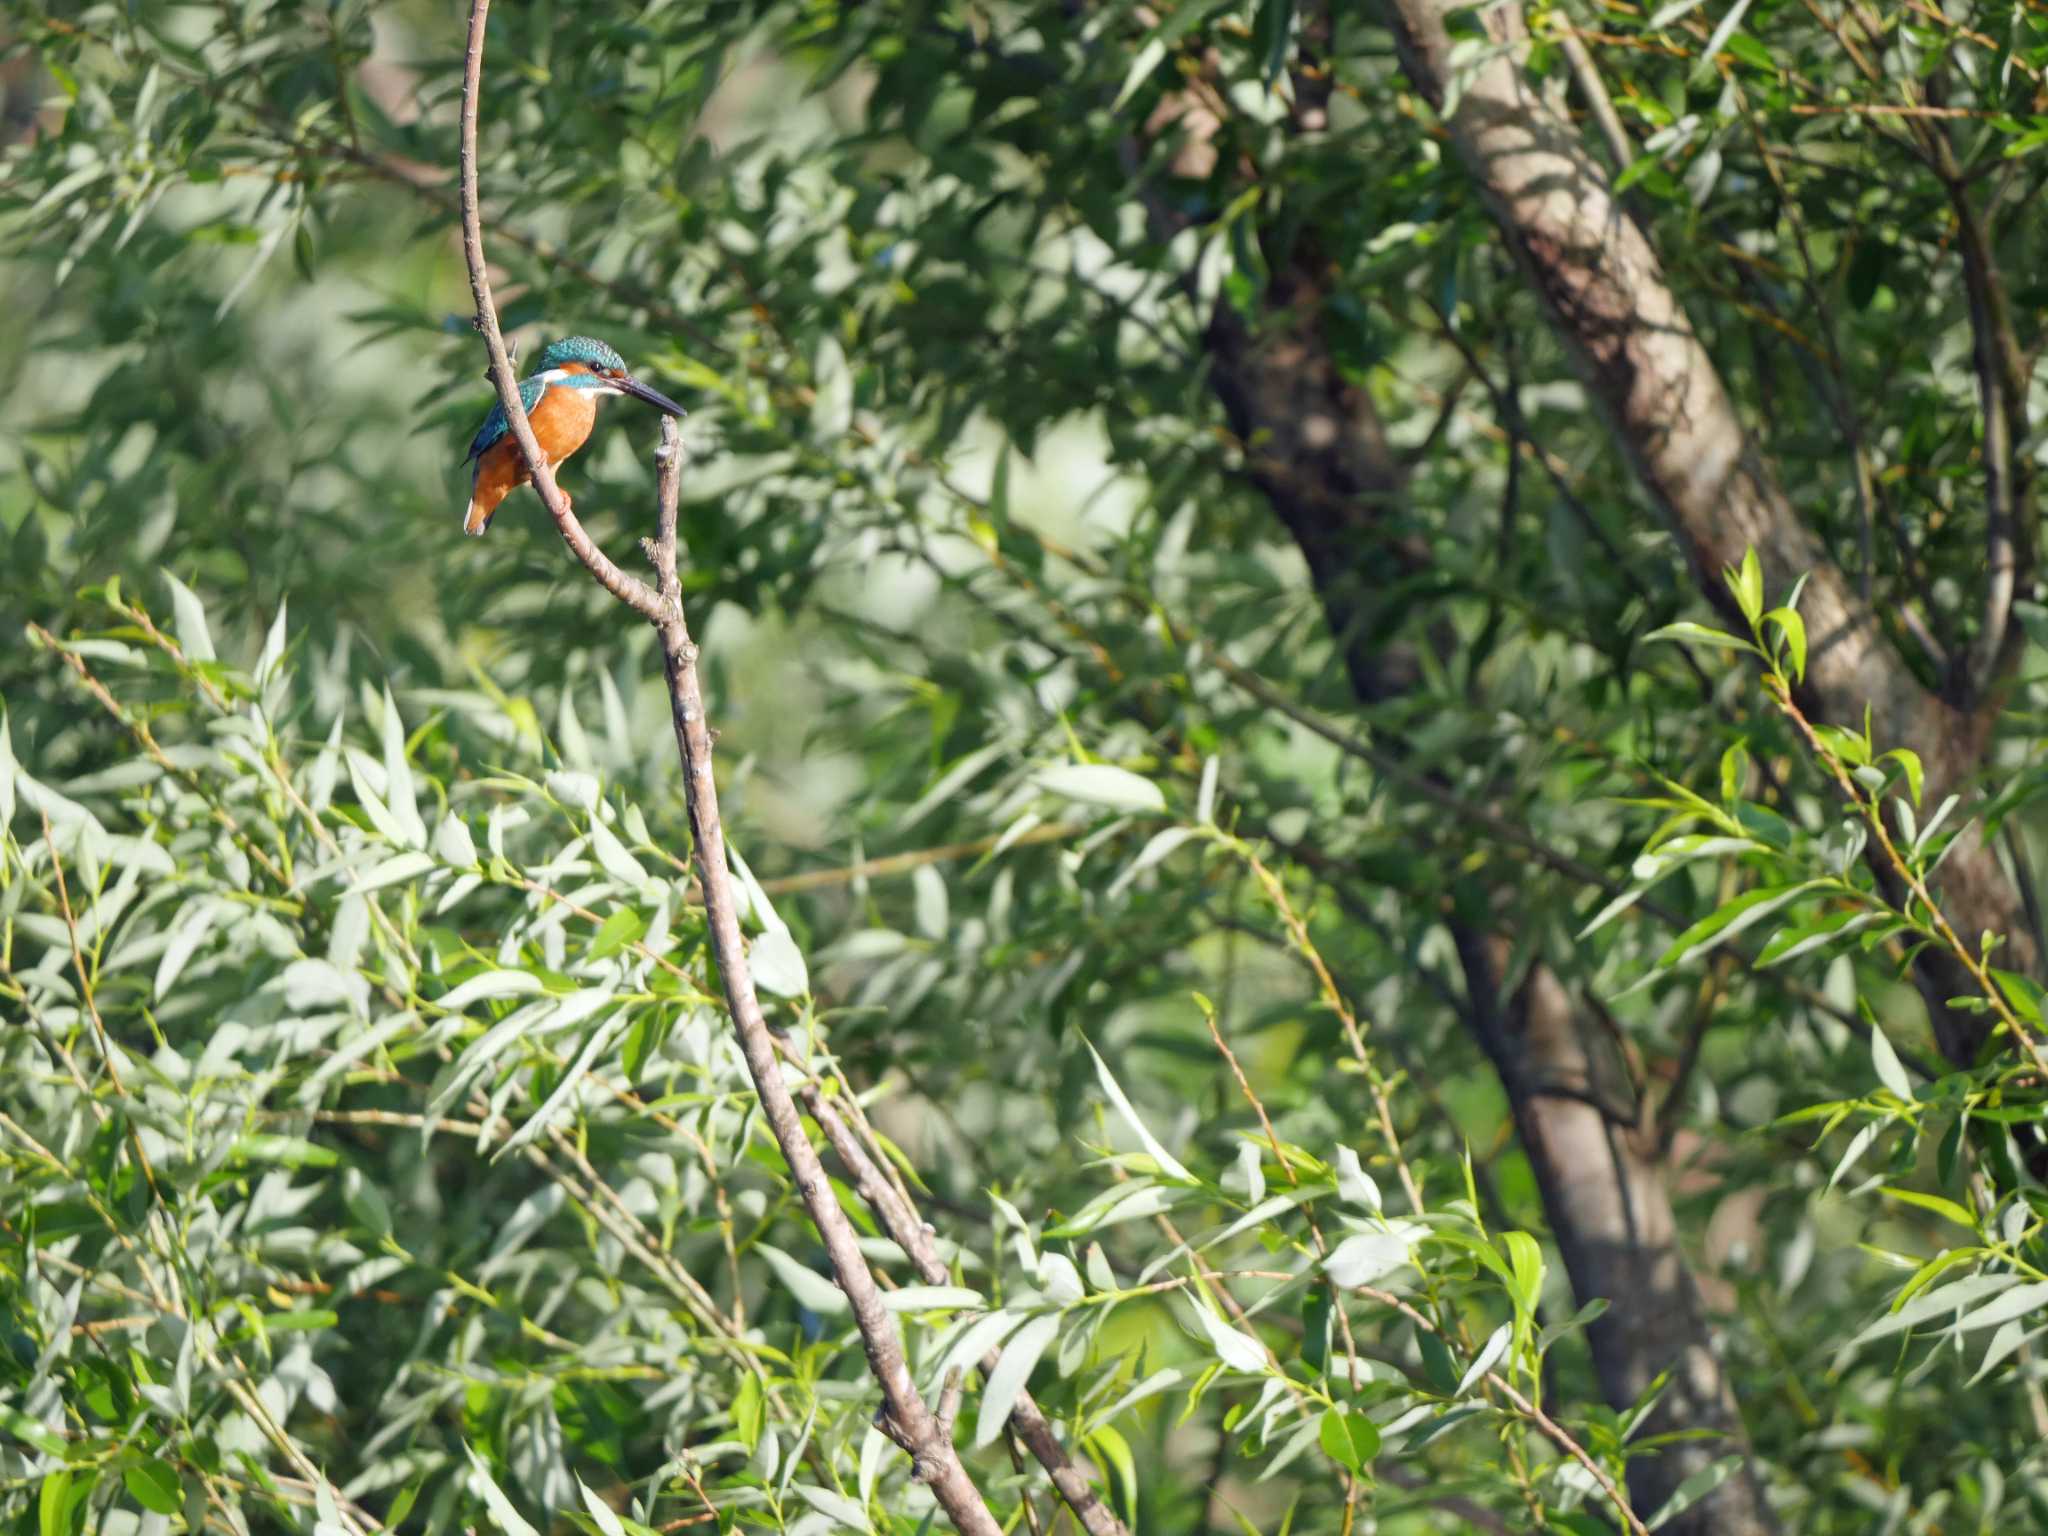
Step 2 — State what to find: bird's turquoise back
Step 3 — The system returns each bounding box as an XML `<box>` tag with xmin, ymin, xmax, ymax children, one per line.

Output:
<box><xmin>465</xmin><ymin>374</ymin><xmax>551</xmax><ymax>463</ymax></box>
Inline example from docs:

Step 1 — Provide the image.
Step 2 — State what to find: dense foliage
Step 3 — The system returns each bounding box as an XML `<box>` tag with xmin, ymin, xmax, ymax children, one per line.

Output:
<box><xmin>9</xmin><ymin>2</ymin><xmax>2048</xmax><ymax>1533</ymax></box>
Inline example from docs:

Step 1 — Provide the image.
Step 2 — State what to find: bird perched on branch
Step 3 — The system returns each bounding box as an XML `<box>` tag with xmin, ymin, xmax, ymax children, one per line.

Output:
<box><xmin>461</xmin><ymin>335</ymin><xmax>686</xmax><ymax>536</ymax></box>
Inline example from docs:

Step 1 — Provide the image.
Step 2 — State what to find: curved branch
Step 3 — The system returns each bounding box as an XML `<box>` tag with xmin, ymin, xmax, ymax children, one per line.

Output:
<box><xmin>457</xmin><ymin>5</ymin><xmax>1000</xmax><ymax>1530</ymax></box>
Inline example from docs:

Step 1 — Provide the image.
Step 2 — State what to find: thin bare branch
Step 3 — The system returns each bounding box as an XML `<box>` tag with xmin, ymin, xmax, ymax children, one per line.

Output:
<box><xmin>457</xmin><ymin>4</ymin><xmax>998</xmax><ymax>1527</ymax></box>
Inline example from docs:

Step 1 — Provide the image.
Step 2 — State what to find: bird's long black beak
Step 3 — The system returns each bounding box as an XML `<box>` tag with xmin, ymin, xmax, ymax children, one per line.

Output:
<box><xmin>618</xmin><ymin>374</ymin><xmax>687</xmax><ymax>416</ymax></box>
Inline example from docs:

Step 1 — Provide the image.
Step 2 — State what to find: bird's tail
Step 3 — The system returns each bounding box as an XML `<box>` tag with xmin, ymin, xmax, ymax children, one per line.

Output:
<box><xmin>463</xmin><ymin>455</ymin><xmax>504</xmax><ymax>536</ymax></box>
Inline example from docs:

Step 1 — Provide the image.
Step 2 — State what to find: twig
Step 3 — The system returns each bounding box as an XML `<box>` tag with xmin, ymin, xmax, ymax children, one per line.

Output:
<box><xmin>457</xmin><ymin>4</ymin><xmax>998</xmax><ymax>1528</ymax></box>
<box><xmin>1769</xmin><ymin>681</ymin><xmax>2048</xmax><ymax>1076</ymax></box>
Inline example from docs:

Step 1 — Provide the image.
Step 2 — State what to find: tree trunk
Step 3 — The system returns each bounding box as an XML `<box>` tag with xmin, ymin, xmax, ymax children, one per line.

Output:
<box><xmin>1374</xmin><ymin>0</ymin><xmax>2034</xmax><ymax>1064</ymax></box>
<box><xmin>1200</xmin><ymin>232</ymin><xmax>1779</xmax><ymax>1535</ymax></box>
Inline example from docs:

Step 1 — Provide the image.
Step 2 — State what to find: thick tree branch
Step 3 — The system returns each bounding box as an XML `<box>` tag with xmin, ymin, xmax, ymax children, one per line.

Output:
<box><xmin>458</xmin><ymin>5</ymin><xmax>999</xmax><ymax>1530</ymax></box>
<box><xmin>1378</xmin><ymin>0</ymin><xmax>2038</xmax><ymax>1063</ymax></box>
<box><xmin>1141</xmin><ymin>12</ymin><xmax>1775</xmax><ymax>1525</ymax></box>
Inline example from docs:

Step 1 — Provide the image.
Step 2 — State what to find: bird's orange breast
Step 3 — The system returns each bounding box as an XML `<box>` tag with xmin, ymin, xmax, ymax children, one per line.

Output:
<box><xmin>526</xmin><ymin>381</ymin><xmax>600</xmax><ymax>463</ymax></box>
<box><xmin>463</xmin><ymin>383</ymin><xmax>604</xmax><ymax>536</ymax></box>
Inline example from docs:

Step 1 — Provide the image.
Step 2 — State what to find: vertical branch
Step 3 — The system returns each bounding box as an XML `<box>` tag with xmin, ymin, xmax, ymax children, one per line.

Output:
<box><xmin>457</xmin><ymin>6</ymin><xmax>1000</xmax><ymax>1531</ymax></box>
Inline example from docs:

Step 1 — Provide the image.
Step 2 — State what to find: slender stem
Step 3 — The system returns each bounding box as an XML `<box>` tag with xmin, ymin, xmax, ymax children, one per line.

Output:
<box><xmin>1770</xmin><ymin>679</ymin><xmax>2048</xmax><ymax>1076</ymax></box>
<box><xmin>1346</xmin><ymin>1282</ymin><xmax>1649</xmax><ymax>1536</ymax></box>
<box><xmin>456</xmin><ymin>5</ymin><xmax>1000</xmax><ymax>1527</ymax></box>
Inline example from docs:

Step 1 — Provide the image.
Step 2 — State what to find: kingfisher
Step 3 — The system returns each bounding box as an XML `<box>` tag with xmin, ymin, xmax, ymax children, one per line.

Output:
<box><xmin>461</xmin><ymin>335</ymin><xmax>686</xmax><ymax>536</ymax></box>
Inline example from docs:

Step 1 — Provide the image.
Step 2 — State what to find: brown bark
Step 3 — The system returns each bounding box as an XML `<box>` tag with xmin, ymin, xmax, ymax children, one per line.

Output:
<box><xmin>1376</xmin><ymin>0</ymin><xmax>2035</xmax><ymax>1063</ymax></box>
<box><xmin>1199</xmin><ymin>227</ymin><xmax>1776</xmax><ymax>1531</ymax></box>
<box><xmin>1459</xmin><ymin>932</ymin><xmax>1776</xmax><ymax>1536</ymax></box>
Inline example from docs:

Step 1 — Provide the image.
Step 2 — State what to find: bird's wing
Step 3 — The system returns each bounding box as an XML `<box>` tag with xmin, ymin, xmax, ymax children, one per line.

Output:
<box><xmin>464</xmin><ymin>374</ymin><xmax>549</xmax><ymax>463</ymax></box>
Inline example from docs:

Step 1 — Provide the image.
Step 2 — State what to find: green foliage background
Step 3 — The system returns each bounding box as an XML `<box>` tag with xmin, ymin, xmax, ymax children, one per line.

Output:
<box><xmin>9</xmin><ymin>1</ymin><xmax>2048</xmax><ymax>1532</ymax></box>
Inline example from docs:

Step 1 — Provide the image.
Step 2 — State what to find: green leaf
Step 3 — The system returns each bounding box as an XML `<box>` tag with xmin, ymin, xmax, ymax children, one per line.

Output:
<box><xmin>1692</xmin><ymin>0</ymin><xmax>1755</xmax><ymax>83</ymax></box>
<box><xmin>1417</xmin><ymin>1327</ymin><xmax>1461</xmax><ymax>1394</ymax></box>
<box><xmin>123</xmin><ymin>1458</ymin><xmax>181</xmax><ymax>1516</ymax></box>
<box><xmin>1254</xmin><ymin>0</ymin><xmax>1294</xmax><ymax>84</ymax></box>
<box><xmin>162</xmin><ymin>570</ymin><xmax>216</xmax><ymax>663</ymax></box>
<box><xmin>1188</xmin><ymin>1296</ymin><xmax>1267</xmax><ymax>1374</ymax></box>
<box><xmin>1726</xmin><ymin>548</ymin><xmax>1764</xmax><ymax>626</ymax></box>
<box><xmin>380</xmin><ymin>685</ymin><xmax>425</xmax><ymax>847</ymax></box>
<box><xmin>40</xmin><ymin>1468</ymin><xmax>84</xmax><ymax>1536</ymax></box>
<box><xmin>589</xmin><ymin>907</ymin><xmax>647</xmax><ymax>960</ymax></box>
<box><xmin>1085</xmin><ymin>1038</ymin><xmax>1195</xmax><ymax>1181</ymax></box>
<box><xmin>1112</xmin><ymin>36</ymin><xmax>1168</xmax><ymax>112</ymax></box>
<box><xmin>1869</xmin><ymin>1027</ymin><xmax>1915</xmax><ymax>1102</ymax></box>
<box><xmin>732</xmin><ymin>1372</ymin><xmax>764</xmax><ymax>1451</ymax></box>
<box><xmin>1764</xmin><ymin>606</ymin><xmax>1806</xmax><ymax>682</ymax></box>
<box><xmin>1948</xmin><ymin>1280</ymin><xmax>2048</xmax><ymax>1337</ymax></box>
<box><xmin>577</xmin><ymin>1480</ymin><xmax>628</xmax><ymax>1536</ymax></box>
<box><xmin>1756</xmin><ymin>908</ymin><xmax>1882</xmax><ymax>967</ymax></box>
<box><xmin>1036</xmin><ymin>762</ymin><xmax>1166</xmax><ymax>815</ymax></box>
<box><xmin>1722</xmin><ymin>30</ymin><xmax>1774</xmax><ymax>71</ymax></box>
<box><xmin>750</xmin><ymin>926</ymin><xmax>810</xmax><ymax>998</ymax></box>
<box><xmin>974</xmin><ymin>1312</ymin><xmax>1061</xmax><ymax>1446</ymax></box>
<box><xmin>756</xmin><ymin>1243</ymin><xmax>850</xmax><ymax>1316</ymax></box>
<box><xmin>2</xmin><ymin>1409</ymin><xmax>65</xmax><ymax>1457</ymax></box>
<box><xmin>1657</xmin><ymin>881</ymin><xmax>1827</xmax><ymax>969</ymax></box>
<box><xmin>1642</xmin><ymin>621</ymin><xmax>1760</xmax><ymax>656</ymax></box>
<box><xmin>1880</xmin><ymin>749</ymin><xmax>1924</xmax><ymax>808</ymax></box>
<box><xmin>1613</xmin><ymin>153</ymin><xmax>1664</xmax><ymax>195</ymax></box>
<box><xmin>1318</xmin><ymin>1406</ymin><xmax>1380</xmax><ymax>1473</ymax></box>
<box><xmin>1849</xmin><ymin>1272</ymin><xmax>2017</xmax><ymax>1349</ymax></box>
<box><xmin>1456</xmin><ymin>1322</ymin><xmax>1511</xmax><ymax>1395</ymax></box>
<box><xmin>1086</xmin><ymin>1424</ymin><xmax>1140</xmax><ymax>1518</ymax></box>
<box><xmin>1647</xmin><ymin>0</ymin><xmax>1708</xmax><ymax>26</ymax></box>
<box><xmin>1877</xmin><ymin>1186</ymin><xmax>1976</xmax><ymax>1230</ymax></box>
<box><xmin>464</xmin><ymin>1444</ymin><xmax>540</xmax><ymax>1536</ymax></box>
<box><xmin>1501</xmin><ymin>1231</ymin><xmax>1544</xmax><ymax>1317</ymax></box>
<box><xmin>1646</xmin><ymin>1455</ymin><xmax>1742</xmax><ymax>1529</ymax></box>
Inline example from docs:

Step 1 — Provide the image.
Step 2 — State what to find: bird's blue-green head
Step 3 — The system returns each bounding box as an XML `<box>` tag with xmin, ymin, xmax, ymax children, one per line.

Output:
<box><xmin>535</xmin><ymin>335</ymin><xmax>628</xmax><ymax>375</ymax></box>
<box><xmin>523</xmin><ymin>334</ymin><xmax>686</xmax><ymax>415</ymax></box>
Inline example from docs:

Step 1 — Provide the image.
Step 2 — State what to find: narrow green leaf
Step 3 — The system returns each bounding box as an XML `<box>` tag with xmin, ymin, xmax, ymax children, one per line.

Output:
<box><xmin>974</xmin><ymin>1313</ymin><xmax>1061</xmax><ymax>1446</ymax></box>
<box><xmin>1693</xmin><ymin>0</ymin><xmax>1755</xmax><ymax>81</ymax></box>
<box><xmin>732</xmin><ymin>1372</ymin><xmax>764</xmax><ymax>1451</ymax></box>
<box><xmin>1086</xmin><ymin>1425</ymin><xmax>1140</xmax><ymax>1519</ymax></box>
<box><xmin>1085</xmin><ymin>1038</ymin><xmax>1194</xmax><ymax>1181</ymax></box>
<box><xmin>1646</xmin><ymin>1455</ymin><xmax>1742</xmax><ymax>1530</ymax></box>
<box><xmin>1642</xmin><ymin>621</ymin><xmax>1760</xmax><ymax>656</ymax></box>
<box><xmin>162</xmin><ymin>570</ymin><xmax>216</xmax><ymax>663</ymax></box>
<box><xmin>1876</xmin><ymin>1186</ymin><xmax>1976</xmax><ymax>1230</ymax></box>
<box><xmin>1764</xmin><ymin>606</ymin><xmax>1806</xmax><ymax>681</ymax></box>
<box><xmin>756</xmin><ymin>1243</ymin><xmax>850</xmax><ymax>1316</ymax></box>
<box><xmin>1869</xmin><ymin>1028</ymin><xmax>1915</xmax><ymax>1102</ymax></box>
<box><xmin>1727</xmin><ymin>548</ymin><xmax>1764</xmax><ymax>626</ymax></box>
<box><xmin>1502</xmin><ymin>1231</ymin><xmax>1544</xmax><ymax>1317</ymax></box>
<box><xmin>1881</xmin><ymin>749</ymin><xmax>1924</xmax><ymax>808</ymax></box>
<box><xmin>1657</xmin><ymin>881</ymin><xmax>1826</xmax><ymax>969</ymax></box>
<box><xmin>1037</xmin><ymin>763</ymin><xmax>1166</xmax><ymax>815</ymax></box>
<box><xmin>464</xmin><ymin>1444</ymin><xmax>540</xmax><ymax>1536</ymax></box>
